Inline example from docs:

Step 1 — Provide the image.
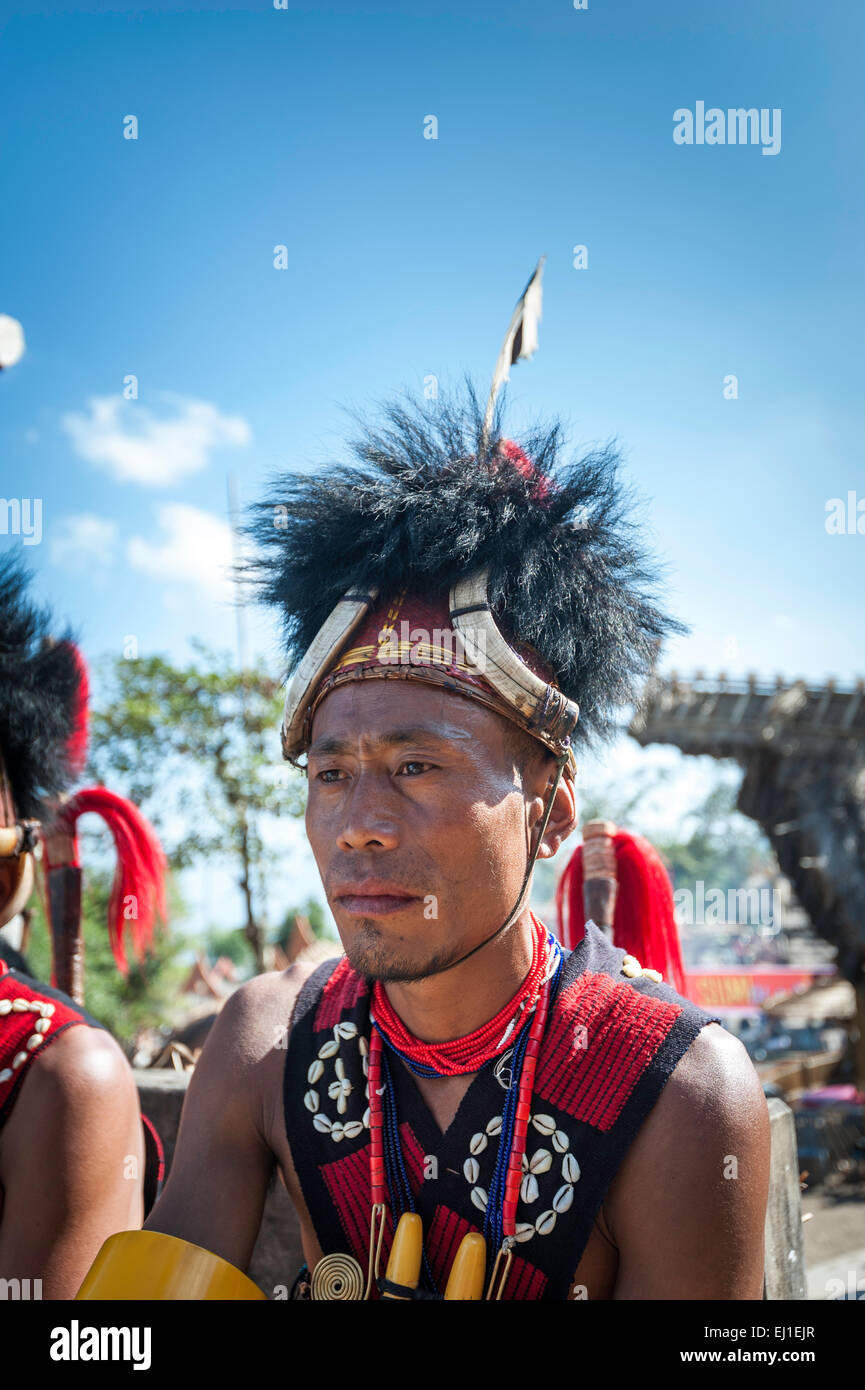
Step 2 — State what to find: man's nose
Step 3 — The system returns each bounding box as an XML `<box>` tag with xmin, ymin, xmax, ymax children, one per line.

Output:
<box><xmin>336</xmin><ymin>772</ymin><xmax>401</xmax><ymax>852</ymax></box>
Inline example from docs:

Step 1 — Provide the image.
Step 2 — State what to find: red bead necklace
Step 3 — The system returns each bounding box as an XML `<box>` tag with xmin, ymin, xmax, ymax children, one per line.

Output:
<box><xmin>369</xmin><ymin>914</ymin><xmax>549</xmax><ymax>1077</ymax></box>
<box><xmin>500</xmin><ymin>968</ymin><xmax>552</xmax><ymax>1238</ymax></box>
<box><xmin>367</xmin><ymin>1025</ymin><xmax>388</xmax><ymax>1211</ymax></box>
<box><xmin>367</xmin><ymin>918</ymin><xmax>558</xmax><ymax>1296</ymax></box>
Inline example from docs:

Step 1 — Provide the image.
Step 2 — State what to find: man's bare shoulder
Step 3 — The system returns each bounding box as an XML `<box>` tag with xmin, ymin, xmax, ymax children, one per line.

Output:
<box><xmin>1</xmin><ymin>1026</ymin><xmax>141</xmax><ymax>1184</ymax></box>
<box><xmin>616</xmin><ymin>1021</ymin><xmax>769</xmax><ymax>1179</ymax></box>
<box><xmin>191</xmin><ymin>956</ymin><xmax>341</xmax><ymax>1158</ymax></box>
<box><xmin>204</xmin><ymin>956</ymin><xmax>339</xmax><ymax>1070</ymax></box>
<box><xmin>660</xmin><ymin>1021</ymin><xmax>768</xmax><ymax>1121</ymax></box>
<box><xmin>605</xmin><ymin>1021</ymin><xmax>771</xmax><ymax>1297</ymax></box>
<box><xmin>19</xmin><ymin>1023</ymin><xmax>136</xmax><ymax>1108</ymax></box>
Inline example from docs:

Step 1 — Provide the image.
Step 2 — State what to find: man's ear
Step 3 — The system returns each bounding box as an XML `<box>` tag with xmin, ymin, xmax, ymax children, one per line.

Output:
<box><xmin>529</xmin><ymin>762</ymin><xmax>578</xmax><ymax>861</ymax></box>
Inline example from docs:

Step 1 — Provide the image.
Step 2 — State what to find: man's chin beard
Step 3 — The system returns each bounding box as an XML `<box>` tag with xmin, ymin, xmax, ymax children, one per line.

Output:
<box><xmin>344</xmin><ymin>918</ymin><xmax>466</xmax><ymax>983</ymax></box>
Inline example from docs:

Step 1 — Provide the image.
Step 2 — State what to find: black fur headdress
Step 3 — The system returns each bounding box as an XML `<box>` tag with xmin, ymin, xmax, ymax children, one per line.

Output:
<box><xmin>0</xmin><ymin>555</ymin><xmax>87</xmax><ymax>818</ymax></box>
<box><xmin>248</xmin><ymin>381</ymin><xmax>685</xmax><ymax>745</ymax></box>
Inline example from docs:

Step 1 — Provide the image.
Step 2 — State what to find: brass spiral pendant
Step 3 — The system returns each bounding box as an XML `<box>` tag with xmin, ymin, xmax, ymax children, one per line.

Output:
<box><xmin>310</xmin><ymin>1252</ymin><xmax>365</xmax><ymax>1301</ymax></box>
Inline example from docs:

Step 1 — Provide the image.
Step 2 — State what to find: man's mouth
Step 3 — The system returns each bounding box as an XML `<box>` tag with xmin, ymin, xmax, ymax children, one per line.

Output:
<box><xmin>333</xmin><ymin>884</ymin><xmax>421</xmax><ymax>918</ymax></box>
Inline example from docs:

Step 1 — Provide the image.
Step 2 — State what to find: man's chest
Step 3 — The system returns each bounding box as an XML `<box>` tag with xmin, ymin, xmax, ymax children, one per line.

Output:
<box><xmin>268</xmin><ymin>1102</ymin><xmax>618</xmax><ymax>1300</ymax></box>
<box><xmin>273</xmin><ymin>946</ymin><xmax>710</xmax><ymax>1299</ymax></box>
<box><xmin>409</xmin><ymin>1069</ymin><xmax>474</xmax><ymax>1135</ymax></box>
<box><xmin>271</xmin><ymin>1015</ymin><xmax>622</xmax><ymax>1299</ymax></box>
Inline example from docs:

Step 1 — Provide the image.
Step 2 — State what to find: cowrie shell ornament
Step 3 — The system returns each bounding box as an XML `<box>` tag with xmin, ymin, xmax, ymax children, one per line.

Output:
<box><xmin>0</xmin><ymin>994</ymin><xmax>56</xmax><ymax>1084</ymax></box>
<box><xmin>531</xmin><ymin>1114</ymin><xmax>557</xmax><ymax>1136</ymax></box>
<box><xmin>535</xmin><ymin>1209</ymin><xmax>557</xmax><ymax>1236</ymax></box>
<box><xmin>528</xmin><ymin>1149</ymin><xmax>552</xmax><ymax>1175</ymax></box>
<box><xmin>562</xmin><ymin>1153</ymin><xmax>580</xmax><ymax>1183</ymax></box>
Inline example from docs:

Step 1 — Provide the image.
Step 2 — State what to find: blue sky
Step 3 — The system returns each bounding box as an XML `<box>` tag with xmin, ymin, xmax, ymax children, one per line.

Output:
<box><xmin>1</xmin><ymin>0</ymin><xmax>862</xmax><ymax>934</ymax></box>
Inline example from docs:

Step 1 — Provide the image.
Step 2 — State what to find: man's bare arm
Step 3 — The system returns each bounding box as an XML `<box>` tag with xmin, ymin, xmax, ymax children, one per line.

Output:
<box><xmin>144</xmin><ymin>967</ymin><xmax>304</xmax><ymax>1273</ymax></box>
<box><xmin>0</xmin><ymin>1027</ymin><xmax>143</xmax><ymax>1300</ymax></box>
<box><xmin>607</xmin><ymin>1023</ymin><xmax>771</xmax><ymax>1300</ymax></box>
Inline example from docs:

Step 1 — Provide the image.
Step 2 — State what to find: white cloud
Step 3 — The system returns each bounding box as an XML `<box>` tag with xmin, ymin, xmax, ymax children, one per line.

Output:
<box><xmin>51</xmin><ymin>514</ymin><xmax>118</xmax><ymax>571</ymax></box>
<box><xmin>127</xmin><ymin>503</ymin><xmax>235</xmax><ymax>602</ymax></box>
<box><xmin>61</xmin><ymin>392</ymin><xmax>251</xmax><ymax>486</ymax></box>
<box><xmin>0</xmin><ymin>314</ymin><xmax>25</xmax><ymax>368</ymax></box>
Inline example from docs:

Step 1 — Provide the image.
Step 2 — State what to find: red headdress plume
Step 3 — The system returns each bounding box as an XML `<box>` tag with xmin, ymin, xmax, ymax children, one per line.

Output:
<box><xmin>556</xmin><ymin>822</ymin><xmax>686</xmax><ymax>995</ymax></box>
<box><xmin>43</xmin><ymin>788</ymin><xmax>167</xmax><ymax>978</ymax></box>
<box><xmin>61</xmin><ymin>640</ymin><xmax>90</xmax><ymax>777</ymax></box>
<box><xmin>38</xmin><ymin>640</ymin><xmax>167</xmax><ymax>997</ymax></box>
<box><xmin>497</xmin><ymin>439</ymin><xmax>552</xmax><ymax>502</ymax></box>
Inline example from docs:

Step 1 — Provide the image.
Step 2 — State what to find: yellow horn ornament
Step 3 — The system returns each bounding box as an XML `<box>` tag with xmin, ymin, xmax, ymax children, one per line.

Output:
<box><xmin>380</xmin><ymin>1212</ymin><xmax>423</xmax><ymax>1299</ymax></box>
<box><xmin>76</xmin><ymin>1230</ymin><xmax>267</xmax><ymax>1301</ymax></box>
<box><xmin>444</xmin><ymin>1233</ymin><xmax>487</xmax><ymax>1300</ymax></box>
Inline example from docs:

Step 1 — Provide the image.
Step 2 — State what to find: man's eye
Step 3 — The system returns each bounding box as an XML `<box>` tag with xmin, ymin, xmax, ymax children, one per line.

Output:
<box><xmin>398</xmin><ymin>761</ymin><xmax>433</xmax><ymax>776</ymax></box>
<box><xmin>317</xmin><ymin>768</ymin><xmax>347</xmax><ymax>783</ymax></box>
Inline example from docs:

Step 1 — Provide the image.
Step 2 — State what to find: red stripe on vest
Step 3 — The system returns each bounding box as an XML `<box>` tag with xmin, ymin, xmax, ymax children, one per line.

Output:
<box><xmin>423</xmin><ymin>1205</ymin><xmax>548</xmax><ymax>1298</ymax></box>
<box><xmin>533</xmin><ymin>971</ymin><xmax>682</xmax><ymax>1132</ymax></box>
<box><xmin>426</xmin><ymin>1205</ymin><xmax>474</xmax><ymax>1288</ymax></box>
<box><xmin>314</xmin><ymin>958</ymin><xmax>369</xmax><ymax>1033</ymax></box>
<box><xmin>318</xmin><ymin>1120</ymin><xmax>426</xmax><ymax>1298</ymax></box>
<box><xmin>397</xmin><ymin>1119</ymin><xmax>427</xmax><ymax>1191</ymax></box>
<box><xmin>503</xmin><ymin>1251</ymin><xmax>549</xmax><ymax>1300</ymax></box>
<box><xmin>0</xmin><ymin>969</ymin><xmax>89</xmax><ymax>1119</ymax></box>
<box><xmin>320</xmin><ymin>1137</ymin><xmax>382</xmax><ymax>1267</ymax></box>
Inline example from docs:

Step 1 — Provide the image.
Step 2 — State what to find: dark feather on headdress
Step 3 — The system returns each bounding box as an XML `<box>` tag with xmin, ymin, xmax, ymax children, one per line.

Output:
<box><xmin>247</xmin><ymin>381</ymin><xmax>685</xmax><ymax>744</ymax></box>
<box><xmin>0</xmin><ymin>555</ymin><xmax>86</xmax><ymax>817</ymax></box>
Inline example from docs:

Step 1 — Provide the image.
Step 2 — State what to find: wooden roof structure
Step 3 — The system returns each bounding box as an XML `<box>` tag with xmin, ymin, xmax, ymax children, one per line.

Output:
<box><xmin>629</xmin><ymin>672</ymin><xmax>865</xmax><ymax>1037</ymax></box>
<box><xmin>629</xmin><ymin>673</ymin><xmax>865</xmax><ymax>760</ymax></box>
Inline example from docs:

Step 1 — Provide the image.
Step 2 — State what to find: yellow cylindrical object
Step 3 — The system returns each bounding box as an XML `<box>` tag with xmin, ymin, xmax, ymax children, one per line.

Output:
<box><xmin>0</xmin><ymin>851</ymin><xmax>33</xmax><ymax>930</ymax></box>
<box><xmin>380</xmin><ymin>1212</ymin><xmax>423</xmax><ymax>1299</ymax></box>
<box><xmin>0</xmin><ymin>826</ymin><xmax>21</xmax><ymax>856</ymax></box>
<box><xmin>75</xmin><ymin>1230</ymin><xmax>267</xmax><ymax>1301</ymax></box>
<box><xmin>443</xmin><ymin>1232</ymin><xmax>487</xmax><ymax>1300</ymax></box>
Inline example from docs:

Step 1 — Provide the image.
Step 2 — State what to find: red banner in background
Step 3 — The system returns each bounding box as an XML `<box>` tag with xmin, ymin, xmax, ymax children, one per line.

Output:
<box><xmin>684</xmin><ymin>966</ymin><xmax>836</xmax><ymax>1014</ymax></box>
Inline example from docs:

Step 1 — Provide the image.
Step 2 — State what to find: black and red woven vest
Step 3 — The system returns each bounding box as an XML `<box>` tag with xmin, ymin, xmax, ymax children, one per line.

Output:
<box><xmin>284</xmin><ymin>919</ymin><xmax>721</xmax><ymax>1300</ymax></box>
<box><xmin>0</xmin><ymin>958</ymin><xmax>165</xmax><ymax>1213</ymax></box>
<box><xmin>0</xmin><ymin>957</ymin><xmax>106</xmax><ymax>1127</ymax></box>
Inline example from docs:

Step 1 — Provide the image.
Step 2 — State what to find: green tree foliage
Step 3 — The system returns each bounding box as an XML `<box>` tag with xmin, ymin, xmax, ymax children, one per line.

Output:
<box><xmin>25</xmin><ymin>867</ymin><xmax>189</xmax><ymax>1051</ymax></box>
<box><xmin>275</xmin><ymin>895</ymin><xmax>333</xmax><ymax>951</ymax></box>
<box><xmin>203</xmin><ymin>898</ymin><xmax>334</xmax><ymax>977</ymax></box>
<box><xmin>88</xmin><ymin>644</ymin><xmax>305</xmax><ymax>971</ymax></box>
<box><xmin>304</xmin><ymin>897</ymin><xmax>329</xmax><ymax>938</ymax></box>
<box><xmin>204</xmin><ymin>925</ymin><xmax>255</xmax><ymax>971</ymax></box>
<box><xmin>575</xmin><ymin>764</ymin><xmax>773</xmax><ymax>893</ymax></box>
<box><xmin>654</xmin><ymin>778</ymin><xmax>770</xmax><ymax>893</ymax></box>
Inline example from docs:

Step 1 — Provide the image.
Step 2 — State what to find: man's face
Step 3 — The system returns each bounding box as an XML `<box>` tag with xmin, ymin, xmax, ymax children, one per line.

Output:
<box><xmin>305</xmin><ymin>680</ymin><xmax>546</xmax><ymax>982</ymax></box>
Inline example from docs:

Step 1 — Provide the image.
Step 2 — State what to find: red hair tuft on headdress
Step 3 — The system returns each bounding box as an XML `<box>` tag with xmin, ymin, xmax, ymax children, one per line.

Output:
<box><xmin>61</xmin><ymin>641</ymin><xmax>90</xmax><ymax>777</ymax></box>
<box><xmin>46</xmin><ymin>787</ymin><xmax>167</xmax><ymax>973</ymax></box>
<box><xmin>498</xmin><ymin>438</ymin><xmax>552</xmax><ymax>502</ymax></box>
<box><xmin>557</xmin><ymin>828</ymin><xmax>686</xmax><ymax>994</ymax></box>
